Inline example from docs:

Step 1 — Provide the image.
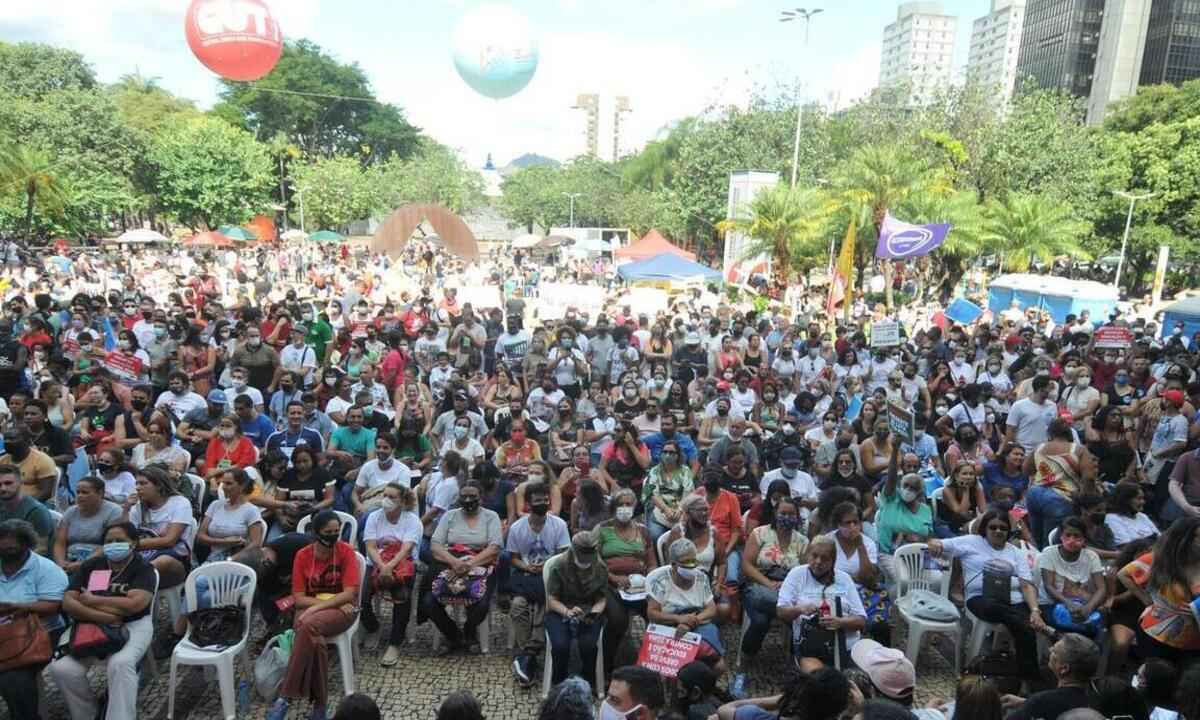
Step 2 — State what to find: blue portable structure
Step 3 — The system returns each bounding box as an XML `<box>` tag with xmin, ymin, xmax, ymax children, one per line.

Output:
<box><xmin>986</xmin><ymin>274</ymin><xmax>1118</xmax><ymax>325</ymax></box>
<box><xmin>1161</xmin><ymin>296</ymin><xmax>1200</xmax><ymax>341</ymax></box>
<box><xmin>616</xmin><ymin>253</ymin><xmax>723</xmax><ymax>283</ymax></box>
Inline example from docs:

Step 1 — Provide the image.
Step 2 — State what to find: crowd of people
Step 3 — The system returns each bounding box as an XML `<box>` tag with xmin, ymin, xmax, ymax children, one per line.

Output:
<box><xmin>0</xmin><ymin>236</ymin><xmax>1197</xmax><ymax>720</ymax></box>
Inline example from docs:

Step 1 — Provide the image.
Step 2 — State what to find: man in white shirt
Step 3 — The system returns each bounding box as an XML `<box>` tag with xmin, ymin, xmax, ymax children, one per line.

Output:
<box><xmin>352</xmin><ymin>434</ymin><xmax>413</xmax><ymax>517</ymax></box>
<box><xmin>526</xmin><ymin>375</ymin><xmax>566</xmax><ymax>434</ymax></box>
<box><xmin>154</xmin><ymin>371</ymin><xmax>207</xmax><ymax>421</ymax></box>
<box><xmin>351</xmin><ymin>363</ymin><xmax>394</xmax><ymax>420</ymax></box>
<box><xmin>937</xmin><ymin>383</ymin><xmax>987</xmax><ymax>434</ymax></box>
<box><xmin>760</xmin><ymin>447</ymin><xmax>818</xmax><ymax>520</ymax></box>
<box><xmin>796</xmin><ymin>346</ymin><xmax>827</xmax><ymax>389</ymax></box>
<box><xmin>495</xmin><ymin>318</ymin><xmax>531</xmax><ymax>370</ymax></box>
<box><xmin>278</xmin><ymin>325</ymin><xmax>318</xmax><ymax>388</ymax></box>
<box><xmin>228</xmin><ymin>366</ymin><xmax>264</xmax><ymax>412</ymax></box>
<box><xmin>1006</xmin><ymin>375</ymin><xmax>1058</xmax><ymax>452</ymax></box>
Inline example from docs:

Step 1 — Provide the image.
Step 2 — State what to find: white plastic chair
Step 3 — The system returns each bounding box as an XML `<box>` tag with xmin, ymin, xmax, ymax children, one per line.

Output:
<box><xmin>540</xmin><ymin>553</ymin><xmax>604</xmax><ymax>699</ymax></box>
<box><xmin>1047</xmin><ymin>527</ymin><xmax>1060</xmax><ymax>546</ymax></box>
<box><xmin>185</xmin><ymin>473</ymin><xmax>206</xmax><ymax>514</ymax></box>
<box><xmin>326</xmin><ymin>552</ymin><xmax>367</xmax><ymax>697</ymax></box>
<box><xmin>656</xmin><ymin>530</ymin><xmax>673</xmax><ymax>567</ymax></box>
<box><xmin>167</xmin><ymin>562</ymin><xmax>257</xmax><ymax>720</ymax></box>
<box><xmin>298</xmin><ymin>510</ymin><xmax>358</xmax><ymax>546</ymax></box>
<box><xmin>930</xmin><ymin>486</ymin><xmax>944</xmax><ymax>521</ymax></box>
<box><xmin>893</xmin><ymin>543</ymin><xmax>962</xmax><ymax>674</ymax></box>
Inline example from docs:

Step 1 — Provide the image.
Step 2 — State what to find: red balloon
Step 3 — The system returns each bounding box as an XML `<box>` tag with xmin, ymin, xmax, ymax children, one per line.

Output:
<box><xmin>185</xmin><ymin>0</ymin><xmax>283</xmax><ymax>82</ymax></box>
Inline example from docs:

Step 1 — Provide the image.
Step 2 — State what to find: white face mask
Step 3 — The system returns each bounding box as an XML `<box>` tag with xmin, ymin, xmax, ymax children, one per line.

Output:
<box><xmin>899</xmin><ymin>487</ymin><xmax>920</xmax><ymax>503</ymax></box>
<box><xmin>675</xmin><ymin>565</ymin><xmax>700</xmax><ymax>581</ymax></box>
<box><xmin>233</xmin><ymin>380</ymin><xmax>246</xmax><ymax>391</ymax></box>
<box><xmin>615</xmin><ymin>506</ymin><xmax>634</xmax><ymax>523</ymax></box>
<box><xmin>781</xmin><ymin>466</ymin><xmax>797</xmax><ymax>478</ymax></box>
<box><xmin>600</xmin><ymin>701</ymin><xmax>643</xmax><ymax>720</ymax></box>
<box><xmin>382</xmin><ymin>497</ymin><xmax>399</xmax><ymax>512</ymax></box>
<box><xmin>118</xmin><ymin>339</ymin><xmax>131</xmax><ymax>351</ymax></box>
<box><xmin>1077</xmin><ymin>377</ymin><xmax>1090</xmax><ymax>388</ymax></box>
<box><xmin>219</xmin><ymin>428</ymin><xmax>235</xmax><ymax>441</ymax></box>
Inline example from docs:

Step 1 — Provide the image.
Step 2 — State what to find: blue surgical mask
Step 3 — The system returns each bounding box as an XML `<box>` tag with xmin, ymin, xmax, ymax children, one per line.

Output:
<box><xmin>102</xmin><ymin>542</ymin><xmax>132</xmax><ymax>562</ymax></box>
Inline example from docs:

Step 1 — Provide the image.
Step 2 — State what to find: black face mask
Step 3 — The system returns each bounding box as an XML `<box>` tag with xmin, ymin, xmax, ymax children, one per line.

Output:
<box><xmin>529</xmin><ymin>502</ymin><xmax>550</xmax><ymax>516</ymax></box>
<box><xmin>317</xmin><ymin>533</ymin><xmax>339</xmax><ymax>547</ymax></box>
<box><xmin>96</xmin><ymin>462</ymin><xmax>114</xmax><ymax>474</ymax></box>
<box><xmin>131</xmin><ymin>399</ymin><xmax>148</xmax><ymax>411</ymax></box>
<box><xmin>704</xmin><ymin>479</ymin><xmax>721</xmax><ymax>493</ymax></box>
<box><xmin>460</xmin><ymin>499</ymin><xmax>480</xmax><ymax>512</ymax></box>
<box><xmin>0</xmin><ymin>548</ymin><xmax>24</xmax><ymax>563</ymax></box>
<box><xmin>836</xmin><ymin>438</ymin><xmax>852</xmax><ymax>450</ymax></box>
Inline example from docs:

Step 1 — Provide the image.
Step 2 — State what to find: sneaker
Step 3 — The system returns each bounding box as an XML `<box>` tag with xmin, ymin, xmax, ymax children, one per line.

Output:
<box><xmin>512</xmin><ymin>655</ymin><xmax>533</xmax><ymax>685</ymax></box>
<box><xmin>360</xmin><ymin>610</ymin><xmax>380</xmax><ymax>634</ymax></box>
<box><xmin>265</xmin><ymin>698</ymin><xmax>289</xmax><ymax>720</ymax></box>
<box><xmin>730</xmin><ymin>673</ymin><xmax>747</xmax><ymax>700</ymax></box>
<box><xmin>381</xmin><ymin>645</ymin><xmax>401</xmax><ymax>667</ymax></box>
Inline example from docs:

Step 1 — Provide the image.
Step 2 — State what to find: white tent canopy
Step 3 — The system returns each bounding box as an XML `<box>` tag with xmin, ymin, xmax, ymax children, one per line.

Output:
<box><xmin>511</xmin><ymin>233</ymin><xmax>542</xmax><ymax>249</ymax></box>
<box><xmin>111</xmin><ymin>228</ymin><xmax>168</xmax><ymax>244</ymax></box>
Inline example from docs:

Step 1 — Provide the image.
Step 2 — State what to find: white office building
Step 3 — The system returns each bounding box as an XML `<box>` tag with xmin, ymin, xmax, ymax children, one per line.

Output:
<box><xmin>966</xmin><ymin>0</ymin><xmax>1027</xmax><ymax>107</ymax></box>
<box><xmin>879</xmin><ymin>1</ymin><xmax>958</xmax><ymax>104</ymax></box>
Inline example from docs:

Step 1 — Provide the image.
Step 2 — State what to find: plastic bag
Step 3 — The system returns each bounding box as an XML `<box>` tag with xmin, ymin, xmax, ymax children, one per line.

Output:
<box><xmin>253</xmin><ymin>631</ymin><xmax>293</xmax><ymax>702</ymax></box>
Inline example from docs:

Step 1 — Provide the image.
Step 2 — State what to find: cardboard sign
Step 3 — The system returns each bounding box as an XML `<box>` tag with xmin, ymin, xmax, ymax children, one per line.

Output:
<box><xmin>537</xmin><ymin>283</ymin><xmax>606</xmax><ymax>320</ymax></box>
<box><xmin>888</xmin><ymin>402</ymin><xmax>915</xmax><ymax>445</ymax></box>
<box><xmin>1094</xmin><ymin>326</ymin><xmax>1133</xmax><ymax>349</ymax></box>
<box><xmin>636</xmin><ymin>623</ymin><xmax>702</xmax><ymax>678</ymax></box>
<box><xmin>871</xmin><ymin>320</ymin><xmax>901</xmax><ymax>348</ymax></box>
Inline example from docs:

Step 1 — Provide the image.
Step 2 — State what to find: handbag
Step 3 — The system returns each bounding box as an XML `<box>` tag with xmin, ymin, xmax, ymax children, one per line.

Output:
<box><xmin>431</xmin><ymin>545</ymin><xmax>492</xmax><ymax>607</ymax></box>
<box><xmin>793</xmin><ymin>596</ymin><xmax>848</xmax><ymax>668</ymax></box>
<box><xmin>187</xmin><ymin>606</ymin><xmax>245</xmax><ymax>649</ymax></box>
<box><xmin>370</xmin><ymin>544</ymin><xmax>417</xmax><ymax>595</ymax></box>
<box><xmin>0</xmin><ymin>611</ymin><xmax>52</xmax><ymax>672</ymax></box>
<box><xmin>69</xmin><ymin>621</ymin><xmax>128</xmax><ymax>660</ymax></box>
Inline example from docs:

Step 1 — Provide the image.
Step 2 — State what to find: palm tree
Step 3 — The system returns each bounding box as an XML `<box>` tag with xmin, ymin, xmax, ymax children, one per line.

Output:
<box><xmin>899</xmin><ymin>190</ymin><xmax>989</xmax><ymax>301</ymax></box>
<box><xmin>836</xmin><ymin>145</ymin><xmax>936</xmax><ymax>309</ymax></box>
<box><xmin>0</xmin><ymin>145</ymin><xmax>67</xmax><ymax>243</ymax></box>
<box><xmin>984</xmin><ymin>193</ymin><xmax>1088</xmax><ymax>272</ymax></box>
<box><xmin>621</xmin><ymin>119</ymin><xmax>694</xmax><ymax>191</ymax></box>
<box><xmin>717</xmin><ymin>183</ymin><xmax>832</xmax><ymax>280</ymax></box>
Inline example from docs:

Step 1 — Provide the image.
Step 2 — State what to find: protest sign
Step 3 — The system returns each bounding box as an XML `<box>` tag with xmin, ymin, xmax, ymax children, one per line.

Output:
<box><xmin>871</xmin><ymin>320</ymin><xmax>901</xmax><ymax>348</ymax></box>
<box><xmin>537</xmin><ymin>283</ymin><xmax>606</xmax><ymax>320</ymax></box>
<box><xmin>636</xmin><ymin>623</ymin><xmax>702</xmax><ymax>678</ymax></box>
<box><xmin>1093</xmin><ymin>326</ymin><xmax>1133</xmax><ymax>349</ymax></box>
<box><xmin>456</xmin><ymin>285</ymin><xmax>503</xmax><ymax>313</ymax></box>
<box><xmin>888</xmin><ymin>402</ymin><xmax>914</xmax><ymax>445</ymax></box>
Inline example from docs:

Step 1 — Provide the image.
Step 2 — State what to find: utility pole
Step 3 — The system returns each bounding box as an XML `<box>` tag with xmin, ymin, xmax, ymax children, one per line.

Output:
<box><xmin>563</xmin><ymin>193</ymin><xmax>582</xmax><ymax>228</ymax></box>
<box><xmin>1113</xmin><ymin>190</ymin><xmax>1156</xmax><ymax>290</ymax></box>
<box><xmin>780</xmin><ymin>7</ymin><xmax>823</xmax><ymax>188</ymax></box>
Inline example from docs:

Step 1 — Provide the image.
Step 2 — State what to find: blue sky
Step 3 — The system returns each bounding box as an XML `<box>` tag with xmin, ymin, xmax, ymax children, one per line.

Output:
<box><xmin>1</xmin><ymin>0</ymin><xmax>994</xmax><ymax>166</ymax></box>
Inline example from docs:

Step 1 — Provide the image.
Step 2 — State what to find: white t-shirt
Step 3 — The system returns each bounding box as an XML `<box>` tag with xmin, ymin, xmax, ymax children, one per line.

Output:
<box><xmin>427</xmin><ymin>473</ymin><xmax>460</xmax><ymax>514</ymax></box>
<box><xmin>130</xmin><ymin>495</ymin><xmax>197</xmax><ymax>552</ymax></box>
<box><xmin>439</xmin><ymin>438</ymin><xmax>485</xmax><ymax>472</ymax></box>
<box><xmin>155</xmin><ymin>391</ymin><xmax>207</xmax><ymax>421</ymax></box>
<box><xmin>946</xmin><ymin>402</ymin><xmax>986</xmax><ymax>431</ymax></box>
<box><xmin>279</xmin><ymin>343</ymin><xmax>318</xmax><ymax>384</ymax></box>
<box><xmin>356</xmin><ymin>458</ymin><xmax>413</xmax><ymax>491</ymax></box>
<box><xmin>1104</xmin><ymin>512</ymin><xmax>1159</xmax><ymax>547</ymax></box>
<box><xmin>777</xmin><ymin>565</ymin><xmax>867</xmax><ymax>648</ymax></box>
<box><xmin>1006</xmin><ymin>397</ymin><xmax>1057</xmax><ymax>451</ymax></box>
<box><xmin>646</xmin><ymin>564</ymin><xmax>713</xmax><ymax>614</ymax></box>
<box><xmin>1035</xmin><ymin>544</ymin><xmax>1102</xmax><ymax>604</ymax></box>
<box><xmin>825</xmin><ymin>531</ymin><xmax>879</xmax><ymax>579</ymax></box>
<box><xmin>759</xmin><ymin>467</ymin><xmax>819</xmax><ymax>506</ymax></box>
<box><xmin>941</xmin><ymin>534</ymin><xmax>1033</xmax><ymax>604</ymax></box>
<box><xmin>203</xmin><ymin>499</ymin><xmax>263</xmax><ymax>541</ymax></box>
<box><xmin>363</xmin><ymin>509</ymin><xmax>423</xmax><ymax>561</ymax></box>
<box><xmin>102</xmin><ymin>471</ymin><xmax>137</xmax><ymax>503</ymax></box>
<box><xmin>230</xmin><ymin>385</ymin><xmax>264</xmax><ymax>408</ymax></box>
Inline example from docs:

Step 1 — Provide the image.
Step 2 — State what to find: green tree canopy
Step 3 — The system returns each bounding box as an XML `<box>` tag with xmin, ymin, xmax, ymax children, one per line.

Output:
<box><xmin>291</xmin><ymin>155</ymin><xmax>380</xmax><ymax>231</ymax></box>
<box><xmin>377</xmin><ymin>140</ymin><xmax>485</xmax><ymax>215</ymax></box>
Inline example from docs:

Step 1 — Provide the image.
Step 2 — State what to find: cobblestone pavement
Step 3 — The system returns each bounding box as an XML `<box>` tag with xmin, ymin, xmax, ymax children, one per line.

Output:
<box><xmin>27</xmin><ymin>601</ymin><xmax>959</xmax><ymax>720</ymax></box>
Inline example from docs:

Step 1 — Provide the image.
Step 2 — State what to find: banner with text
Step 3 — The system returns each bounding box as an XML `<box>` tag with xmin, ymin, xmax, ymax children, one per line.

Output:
<box><xmin>636</xmin><ymin>623</ymin><xmax>702</xmax><ymax>678</ymax></box>
<box><xmin>537</xmin><ymin>283</ymin><xmax>607</xmax><ymax>321</ymax></box>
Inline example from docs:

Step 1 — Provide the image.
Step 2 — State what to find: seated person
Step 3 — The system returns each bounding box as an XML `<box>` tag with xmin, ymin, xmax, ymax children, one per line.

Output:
<box><xmin>53</xmin><ymin>476</ymin><xmax>122</xmax><ymax>574</ymax></box>
<box><xmin>360</xmin><ymin>483</ymin><xmax>422</xmax><ymax>667</ymax></box>
<box><xmin>129</xmin><ymin>416</ymin><xmax>190</xmax><ymax>475</ymax></box>
<box><xmin>738</xmin><ymin>495</ymin><xmax>809</xmax><ymax>669</ymax></box>
<box><xmin>647</xmin><ymin>537</ymin><xmax>726</xmax><ymax>674</ymax></box>
<box><xmin>94</xmin><ymin>448</ymin><xmax>136</xmax><ymax>505</ymax></box>
<box><xmin>326</xmin><ymin>405</ymin><xmax>377</xmax><ymax>480</ymax></box>
<box><xmin>198</xmin><ymin>468</ymin><xmax>265</xmax><ymax>563</ymax></box>
<box><xmin>0</xmin><ymin>519</ymin><xmax>68</xmax><ymax>720</ymax></box>
<box><xmin>233</xmin><ymin>530</ymin><xmax>314</xmax><ymax>637</ymax></box>
<box><xmin>542</xmin><ymin>531</ymin><xmax>608</xmax><ymax>688</ymax></box>
<box><xmin>49</xmin><ymin>521</ymin><xmax>155</xmax><ymax>720</ymax></box>
<box><xmin>777</xmin><ymin>536</ymin><xmax>867</xmax><ymax>673</ymax></box>
<box><xmin>349</xmin><ymin>431</ymin><xmax>412</xmax><ymax>521</ymax></box>
<box><xmin>203</xmin><ymin>413</ymin><xmax>259</xmax><ymax>486</ymax></box>
<box><xmin>266</xmin><ymin>510</ymin><xmax>361</xmax><ymax>720</ymax></box>
<box><xmin>271</xmin><ymin>446</ymin><xmax>334</xmax><ymax>539</ymax></box>
<box><xmin>1001</xmin><ymin>633</ymin><xmax>1098</xmax><ymax>720</ymax></box>
<box><xmin>826</xmin><ymin>501</ymin><xmax>889</xmax><ymax>644</ymax></box>
<box><xmin>507</xmin><ymin>482</ymin><xmax>570</xmax><ymax>687</ymax></box>
<box><xmin>1037</xmin><ymin>517</ymin><xmax>1105</xmax><ymax>640</ymax></box>
<box><xmin>662</xmin><ymin>494</ymin><xmax>732</xmax><ymax>623</ymax></box>
<box><xmin>597</xmin><ymin>487</ymin><xmax>658</xmax><ymax>674</ymax></box>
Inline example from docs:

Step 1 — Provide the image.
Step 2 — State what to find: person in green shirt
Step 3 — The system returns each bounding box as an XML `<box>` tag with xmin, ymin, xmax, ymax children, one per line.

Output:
<box><xmin>302</xmin><ymin>305</ymin><xmax>334</xmax><ymax>363</ymax></box>
<box><xmin>328</xmin><ymin>406</ymin><xmax>377</xmax><ymax>481</ymax></box>
<box><xmin>876</xmin><ymin>444</ymin><xmax>934</xmax><ymax>555</ymax></box>
<box><xmin>394</xmin><ymin>414</ymin><xmax>433</xmax><ymax>476</ymax></box>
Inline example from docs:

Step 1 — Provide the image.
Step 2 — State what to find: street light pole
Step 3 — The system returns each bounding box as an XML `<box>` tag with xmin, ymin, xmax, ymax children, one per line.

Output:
<box><xmin>563</xmin><ymin>192</ymin><xmax>582</xmax><ymax>228</ymax></box>
<box><xmin>297</xmin><ymin>188</ymin><xmax>307</xmax><ymax>233</ymax></box>
<box><xmin>780</xmin><ymin>7</ymin><xmax>823</xmax><ymax>189</ymax></box>
<box><xmin>1113</xmin><ymin>190</ymin><xmax>1156</xmax><ymax>290</ymax></box>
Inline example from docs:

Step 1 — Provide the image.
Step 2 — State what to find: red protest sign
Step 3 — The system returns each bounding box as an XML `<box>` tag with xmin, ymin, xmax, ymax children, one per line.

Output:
<box><xmin>636</xmin><ymin>623</ymin><xmax>701</xmax><ymax>678</ymax></box>
<box><xmin>1094</xmin><ymin>327</ymin><xmax>1133</xmax><ymax>349</ymax></box>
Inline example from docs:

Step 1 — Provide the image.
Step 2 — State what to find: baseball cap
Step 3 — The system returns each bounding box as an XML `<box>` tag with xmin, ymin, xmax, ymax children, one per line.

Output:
<box><xmin>850</xmin><ymin>639</ymin><xmax>915</xmax><ymax>700</ymax></box>
<box><xmin>1005</xmin><ymin>335</ymin><xmax>1022</xmax><ymax>350</ymax></box>
<box><xmin>1164</xmin><ymin>389</ymin><xmax>1186</xmax><ymax>407</ymax></box>
<box><xmin>207</xmin><ymin>389</ymin><xmax>228</xmax><ymax>405</ymax></box>
<box><xmin>780</xmin><ymin>446</ymin><xmax>803</xmax><ymax>466</ymax></box>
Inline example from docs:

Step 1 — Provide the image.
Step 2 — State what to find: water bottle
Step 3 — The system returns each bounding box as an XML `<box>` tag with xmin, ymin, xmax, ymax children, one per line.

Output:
<box><xmin>730</xmin><ymin>673</ymin><xmax>747</xmax><ymax>700</ymax></box>
<box><xmin>237</xmin><ymin>679</ymin><xmax>251</xmax><ymax>714</ymax></box>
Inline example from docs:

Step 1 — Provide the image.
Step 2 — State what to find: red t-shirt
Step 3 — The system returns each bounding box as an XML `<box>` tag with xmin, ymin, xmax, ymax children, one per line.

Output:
<box><xmin>291</xmin><ymin>541</ymin><xmax>360</xmax><ymax>597</ymax></box>
<box><xmin>204</xmin><ymin>436</ymin><xmax>258</xmax><ymax>473</ymax></box>
<box><xmin>694</xmin><ymin>487</ymin><xmax>743</xmax><ymax>547</ymax></box>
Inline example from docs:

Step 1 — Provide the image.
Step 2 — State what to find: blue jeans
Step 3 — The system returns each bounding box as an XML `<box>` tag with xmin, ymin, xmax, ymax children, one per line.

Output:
<box><xmin>740</xmin><ymin>583</ymin><xmax>779</xmax><ymax>657</ymax></box>
<box><xmin>1026</xmin><ymin>486</ymin><xmax>1075</xmax><ymax>547</ymax></box>
<box><xmin>545</xmin><ymin>612</ymin><xmax>604</xmax><ymax>686</ymax></box>
<box><xmin>646</xmin><ymin>516</ymin><xmax>673</xmax><ymax>547</ymax></box>
<box><xmin>725</xmin><ymin>549</ymin><xmax>742</xmax><ymax>585</ymax></box>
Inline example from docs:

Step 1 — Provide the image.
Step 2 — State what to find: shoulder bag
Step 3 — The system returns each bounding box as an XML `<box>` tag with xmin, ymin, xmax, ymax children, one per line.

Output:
<box><xmin>0</xmin><ymin>610</ymin><xmax>52</xmax><ymax>671</ymax></box>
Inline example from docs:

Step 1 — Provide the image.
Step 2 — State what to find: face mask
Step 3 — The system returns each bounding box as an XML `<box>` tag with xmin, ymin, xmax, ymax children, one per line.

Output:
<box><xmin>130</xmin><ymin>399</ymin><xmax>147</xmax><ymax>411</ymax></box>
<box><xmin>600</xmin><ymin>700</ymin><xmax>643</xmax><ymax>720</ymax></box>
<box><xmin>247</xmin><ymin>338</ymin><xmax>261</xmax><ymax>348</ymax></box>
<box><xmin>154</xmin><ymin>326</ymin><xmax>167</xmax><ymax>338</ymax></box>
<box><xmin>764</xmin><ymin>393</ymin><xmax>776</xmax><ymax>402</ymax></box>
<box><xmin>96</xmin><ymin>462</ymin><xmax>114</xmax><ymax>474</ymax></box>
<box><xmin>118</xmin><ymin>339</ymin><xmax>131</xmax><ymax>351</ymax></box>
<box><xmin>460</xmin><ymin>498</ymin><xmax>480</xmax><ymax>512</ymax></box>
<box><xmin>985</xmin><ymin>414</ymin><xmax>996</xmax><ymax>424</ymax></box>
<box><xmin>623</xmin><ymin>388</ymin><xmax>637</xmax><ymax>399</ymax></box>
<box><xmin>1077</xmin><ymin>377</ymin><xmax>1090</xmax><ymax>388</ymax></box>
<box><xmin>382</xmin><ymin>498</ymin><xmax>399</xmax><ymax>512</ymax></box>
<box><xmin>776</xmin><ymin>515</ymin><xmax>799</xmax><ymax>531</ymax></box>
<box><xmin>454</xmin><ymin>426</ymin><xmax>469</xmax><ymax>441</ymax></box>
<box><xmin>675</xmin><ymin>565</ymin><xmax>700</xmax><ymax>581</ymax></box>
<box><xmin>654</xmin><ymin>377</ymin><xmax>666</xmax><ymax>388</ymax></box>
<box><xmin>994</xmin><ymin>500</ymin><xmax>1014</xmax><ymax>512</ymax></box>
<box><xmin>233</xmin><ymin>380</ymin><xmax>247</xmax><ymax>391</ymax></box>
<box><xmin>615</xmin><ymin>506</ymin><xmax>634</xmax><ymax>523</ymax></box>
<box><xmin>899</xmin><ymin>487</ymin><xmax>920</xmax><ymax>503</ymax></box>
<box><xmin>219</xmin><ymin>428</ymin><xmax>236</xmax><ymax>441</ymax></box>
<box><xmin>716</xmin><ymin>406</ymin><xmax>729</xmax><ymax>417</ymax></box>
<box><xmin>1115</xmin><ymin>374</ymin><xmax>1129</xmax><ymax>385</ymax></box>
<box><xmin>561</xmin><ymin>338</ymin><xmax>573</xmax><ymax>349</ymax></box>
<box><xmin>530</xmin><ymin>502</ymin><xmax>550</xmax><ymax>516</ymax></box>
<box><xmin>123</xmin><ymin>307</ymin><xmax>137</xmax><ymax>316</ymax></box>
<box><xmin>102</xmin><ymin>542</ymin><xmax>133</xmax><ymax>562</ymax></box>
<box><xmin>317</xmin><ymin>532</ymin><xmax>339</xmax><ymax>547</ymax></box>
<box><xmin>80</xmin><ymin>344</ymin><xmax>93</xmax><ymax>354</ymax></box>
<box><xmin>934</xmin><ymin>405</ymin><xmax>948</xmax><ymax>416</ymax></box>
<box><xmin>783</xmin><ymin>423</ymin><xmax>796</xmax><ymax>435</ymax></box>
<box><xmin>781</xmin><ymin>465</ymin><xmax>798</xmax><ymax>478</ymax></box>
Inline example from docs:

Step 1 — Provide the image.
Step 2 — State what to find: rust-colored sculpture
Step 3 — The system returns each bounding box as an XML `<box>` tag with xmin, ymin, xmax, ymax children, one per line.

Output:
<box><xmin>371</xmin><ymin>204</ymin><xmax>480</xmax><ymax>261</ymax></box>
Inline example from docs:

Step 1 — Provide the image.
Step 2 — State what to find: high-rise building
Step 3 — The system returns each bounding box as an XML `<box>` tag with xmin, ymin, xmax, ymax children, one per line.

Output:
<box><xmin>1086</xmin><ymin>0</ymin><xmax>1152</xmax><ymax>125</ymax></box>
<box><xmin>1141</xmin><ymin>0</ymin><xmax>1200</xmax><ymax>85</ymax></box>
<box><xmin>613</xmin><ymin>96</ymin><xmax>631</xmax><ymax>160</ymax></box>
<box><xmin>572</xmin><ymin>93</ymin><xmax>599</xmax><ymax>158</ymax></box>
<box><xmin>879</xmin><ymin>1</ymin><xmax>958</xmax><ymax>104</ymax></box>
<box><xmin>1013</xmin><ymin>0</ymin><xmax>1106</xmax><ymax>97</ymax></box>
<box><xmin>966</xmin><ymin>0</ymin><xmax>1027</xmax><ymax>106</ymax></box>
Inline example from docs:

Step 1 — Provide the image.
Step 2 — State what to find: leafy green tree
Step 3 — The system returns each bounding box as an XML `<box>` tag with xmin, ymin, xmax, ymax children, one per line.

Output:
<box><xmin>214</xmin><ymin>40</ymin><xmax>421</xmax><ymax>164</ymax></box>
<box><xmin>1104</xmin><ymin>79</ymin><xmax>1200</xmax><ymax>134</ymax></box>
<box><xmin>0</xmin><ymin>145</ymin><xmax>67</xmax><ymax>241</ymax></box>
<box><xmin>291</xmin><ymin>155</ymin><xmax>380</xmax><ymax>231</ymax></box>
<box><xmin>983</xmin><ymin>193</ymin><xmax>1088</xmax><ymax>272</ymax></box>
<box><xmin>0</xmin><ymin>42</ymin><xmax>96</xmax><ymax>99</ymax></box>
<box><xmin>148</xmin><ymin>116</ymin><xmax>273</xmax><ymax>229</ymax></box>
<box><xmin>498</xmin><ymin>165</ymin><xmax>563</xmax><ymax>234</ymax></box>
<box><xmin>377</xmin><ymin>140</ymin><xmax>485</xmax><ymax>214</ymax></box>
<box><xmin>717</xmin><ymin>183</ymin><xmax>831</xmax><ymax>279</ymax></box>
<box><xmin>109</xmin><ymin>74</ymin><xmax>200</xmax><ymax>138</ymax></box>
<box><xmin>900</xmin><ymin>190</ymin><xmax>989</xmax><ymax>300</ymax></box>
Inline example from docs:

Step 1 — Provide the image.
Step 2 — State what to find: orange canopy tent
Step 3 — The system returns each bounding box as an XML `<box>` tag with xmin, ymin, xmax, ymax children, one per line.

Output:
<box><xmin>613</xmin><ymin>229</ymin><xmax>695</xmax><ymax>262</ymax></box>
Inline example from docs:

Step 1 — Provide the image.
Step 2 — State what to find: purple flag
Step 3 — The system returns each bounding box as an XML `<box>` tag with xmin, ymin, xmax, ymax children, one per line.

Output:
<box><xmin>875</xmin><ymin>212</ymin><xmax>951</xmax><ymax>259</ymax></box>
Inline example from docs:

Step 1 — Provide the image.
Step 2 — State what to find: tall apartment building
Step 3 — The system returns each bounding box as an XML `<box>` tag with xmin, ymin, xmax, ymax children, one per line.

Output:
<box><xmin>1086</xmin><ymin>0</ymin><xmax>1152</xmax><ymax>124</ymax></box>
<box><xmin>879</xmin><ymin>1</ymin><xmax>958</xmax><ymax>104</ymax></box>
<box><xmin>1013</xmin><ymin>0</ymin><xmax>1106</xmax><ymax>96</ymax></box>
<box><xmin>1141</xmin><ymin>0</ymin><xmax>1200</xmax><ymax>85</ymax></box>
<box><xmin>613</xmin><ymin>96</ymin><xmax>631</xmax><ymax>160</ymax></box>
<box><xmin>966</xmin><ymin>0</ymin><xmax>1027</xmax><ymax>106</ymax></box>
<box><xmin>572</xmin><ymin>93</ymin><xmax>599</xmax><ymax>158</ymax></box>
